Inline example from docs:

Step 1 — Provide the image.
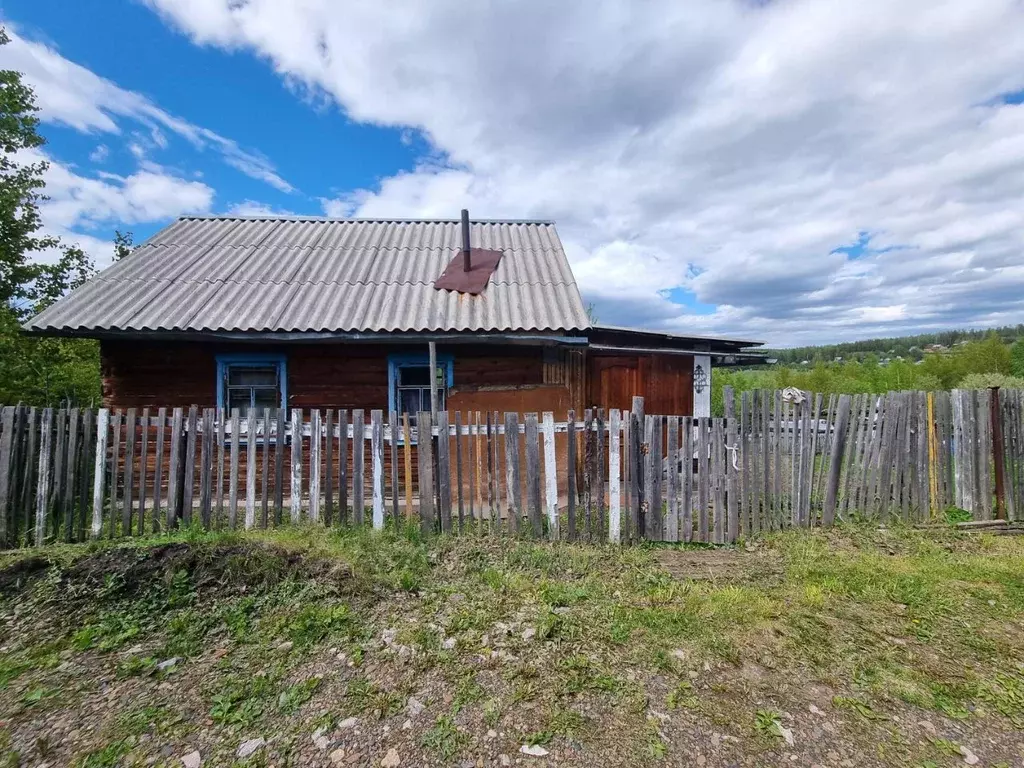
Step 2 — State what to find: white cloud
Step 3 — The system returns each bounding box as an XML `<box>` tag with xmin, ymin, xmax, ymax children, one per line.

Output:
<box><xmin>88</xmin><ymin>144</ymin><xmax>109</xmax><ymax>163</ymax></box>
<box><xmin>226</xmin><ymin>199</ymin><xmax>293</xmax><ymax>217</ymax></box>
<box><xmin>22</xmin><ymin>147</ymin><xmax>213</xmax><ymax>268</ymax></box>
<box><xmin>0</xmin><ymin>26</ymin><xmax>294</xmax><ymax>194</ymax></box>
<box><xmin>131</xmin><ymin>1</ymin><xmax>1024</xmax><ymax>342</ymax></box>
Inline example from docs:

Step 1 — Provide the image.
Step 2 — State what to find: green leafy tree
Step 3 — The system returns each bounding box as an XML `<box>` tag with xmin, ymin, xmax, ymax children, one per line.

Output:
<box><xmin>113</xmin><ymin>229</ymin><xmax>133</xmax><ymax>261</ymax></box>
<box><xmin>0</xmin><ymin>28</ymin><xmax>100</xmax><ymax>406</ymax></box>
<box><xmin>1010</xmin><ymin>339</ymin><xmax>1024</xmax><ymax>378</ymax></box>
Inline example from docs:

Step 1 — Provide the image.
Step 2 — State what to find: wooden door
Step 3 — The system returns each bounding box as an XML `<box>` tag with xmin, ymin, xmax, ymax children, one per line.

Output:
<box><xmin>590</xmin><ymin>356</ymin><xmax>642</xmax><ymax>412</ymax></box>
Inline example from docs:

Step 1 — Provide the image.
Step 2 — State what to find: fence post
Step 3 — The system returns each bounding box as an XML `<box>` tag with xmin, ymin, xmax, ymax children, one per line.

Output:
<box><xmin>990</xmin><ymin>387</ymin><xmax>1007</xmax><ymax>520</ymax></box>
<box><xmin>542</xmin><ymin>411</ymin><xmax>559</xmax><ymax>540</ymax></box>
<box><xmin>823</xmin><ymin>395</ymin><xmax>852</xmax><ymax>526</ymax></box>
<box><xmin>608</xmin><ymin>409</ymin><xmax>621</xmax><ymax>544</ymax></box>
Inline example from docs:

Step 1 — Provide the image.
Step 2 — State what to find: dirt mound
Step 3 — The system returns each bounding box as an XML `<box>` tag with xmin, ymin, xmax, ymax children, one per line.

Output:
<box><xmin>0</xmin><ymin>541</ymin><xmax>352</xmax><ymax>601</ymax></box>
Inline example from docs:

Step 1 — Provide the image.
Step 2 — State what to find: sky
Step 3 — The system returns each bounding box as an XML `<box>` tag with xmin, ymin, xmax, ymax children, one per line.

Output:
<box><xmin>2</xmin><ymin>0</ymin><xmax>1024</xmax><ymax>347</ymax></box>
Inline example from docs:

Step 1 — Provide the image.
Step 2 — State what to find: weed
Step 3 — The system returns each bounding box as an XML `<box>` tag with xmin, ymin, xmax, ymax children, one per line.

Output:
<box><xmin>421</xmin><ymin>716</ymin><xmax>468</xmax><ymax>760</ymax></box>
<box><xmin>754</xmin><ymin>708</ymin><xmax>783</xmax><ymax>739</ymax></box>
<box><xmin>524</xmin><ymin>729</ymin><xmax>553</xmax><ymax>746</ymax></box>
<box><xmin>482</xmin><ymin>698</ymin><xmax>501</xmax><ymax>727</ymax></box>
<box><xmin>278</xmin><ymin>677</ymin><xmax>322</xmax><ymax>715</ymax></box>
<box><xmin>832</xmin><ymin>696</ymin><xmax>888</xmax><ymax>721</ymax></box>
<box><xmin>666</xmin><ymin>680</ymin><xmax>699</xmax><ymax>710</ymax></box>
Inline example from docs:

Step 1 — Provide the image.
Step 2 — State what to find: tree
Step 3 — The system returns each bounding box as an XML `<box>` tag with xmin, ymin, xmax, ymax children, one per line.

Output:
<box><xmin>0</xmin><ymin>28</ymin><xmax>100</xmax><ymax>406</ymax></box>
<box><xmin>113</xmin><ymin>229</ymin><xmax>133</xmax><ymax>261</ymax></box>
<box><xmin>1010</xmin><ymin>339</ymin><xmax>1024</xmax><ymax>378</ymax></box>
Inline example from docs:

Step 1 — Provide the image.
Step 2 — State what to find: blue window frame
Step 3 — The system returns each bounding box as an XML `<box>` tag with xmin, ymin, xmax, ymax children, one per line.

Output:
<box><xmin>388</xmin><ymin>353</ymin><xmax>454</xmax><ymax>419</ymax></box>
<box><xmin>216</xmin><ymin>354</ymin><xmax>288</xmax><ymax>412</ymax></box>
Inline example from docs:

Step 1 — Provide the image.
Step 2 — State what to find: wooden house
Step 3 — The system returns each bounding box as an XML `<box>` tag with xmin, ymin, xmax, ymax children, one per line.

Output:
<box><xmin>25</xmin><ymin>213</ymin><xmax>764</xmax><ymax>417</ymax></box>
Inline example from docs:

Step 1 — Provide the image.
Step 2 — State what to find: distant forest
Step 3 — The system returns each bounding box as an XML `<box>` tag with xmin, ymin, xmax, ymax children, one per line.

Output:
<box><xmin>765</xmin><ymin>324</ymin><xmax>1024</xmax><ymax>364</ymax></box>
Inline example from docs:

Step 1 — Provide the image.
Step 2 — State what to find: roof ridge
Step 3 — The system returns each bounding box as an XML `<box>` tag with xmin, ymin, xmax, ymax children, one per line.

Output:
<box><xmin>180</xmin><ymin>214</ymin><xmax>557</xmax><ymax>225</ymax></box>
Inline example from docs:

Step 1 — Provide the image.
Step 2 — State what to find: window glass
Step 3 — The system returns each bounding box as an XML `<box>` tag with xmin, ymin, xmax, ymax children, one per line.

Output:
<box><xmin>228</xmin><ymin>366</ymin><xmax>277</xmax><ymax>387</ymax></box>
<box><xmin>399</xmin><ymin>366</ymin><xmax>431</xmax><ymax>386</ymax></box>
<box><xmin>222</xmin><ymin>360</ymin><xmax>283</xmax><ymax>415</ymax></box>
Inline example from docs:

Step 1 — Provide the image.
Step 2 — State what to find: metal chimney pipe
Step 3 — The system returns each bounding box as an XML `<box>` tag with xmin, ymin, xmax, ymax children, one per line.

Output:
<box><xmin>461</xmin><ymin>208</ymin><xmax>471</xmax><ymax>272</ymax></box>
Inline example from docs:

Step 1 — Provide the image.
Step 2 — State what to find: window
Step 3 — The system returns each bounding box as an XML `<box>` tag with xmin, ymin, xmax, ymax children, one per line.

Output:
<box><xmin>216</xmin><ymin>355</ymin><xmax>287</xmax><ymax>412</ymax></box>
<box><xmin>388</xmin><ymin>354</ymin><xmax>454</xmax><ymax>420</ymax></box>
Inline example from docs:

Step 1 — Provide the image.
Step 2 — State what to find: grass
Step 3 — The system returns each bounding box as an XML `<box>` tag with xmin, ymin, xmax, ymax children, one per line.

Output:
<box><xmin>0</xmin><ymin>522</ymin><xmax>1023</xmax><ymax>765</ymax></box>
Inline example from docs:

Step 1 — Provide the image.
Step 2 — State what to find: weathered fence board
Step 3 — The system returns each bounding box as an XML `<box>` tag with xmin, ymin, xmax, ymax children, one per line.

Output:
<box><xmin>5</xmin><ymin>388</ymin><xmax>1023</xmax><ymax>549</ymax></box>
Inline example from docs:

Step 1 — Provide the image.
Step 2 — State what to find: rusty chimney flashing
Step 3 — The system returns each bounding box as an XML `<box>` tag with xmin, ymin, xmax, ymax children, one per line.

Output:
<box><xmin>461</xmin><ymin>208</ymin><xmax>471</xmax><ymax>272</ymax></box>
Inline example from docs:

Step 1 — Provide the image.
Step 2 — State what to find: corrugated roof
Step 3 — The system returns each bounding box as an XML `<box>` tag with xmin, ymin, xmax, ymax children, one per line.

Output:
<box><xmin>26</xmin><ymin>216</ymin><xmax>591</xmax><ymax>334</ymax></box>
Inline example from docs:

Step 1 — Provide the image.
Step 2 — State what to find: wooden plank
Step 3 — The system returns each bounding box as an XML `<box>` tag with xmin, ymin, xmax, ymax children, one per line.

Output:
<box><xmin>308</xmin><ymin>409</ymin><xmax>322</xmax><ymax>523</ymax></box>
<box><xmin>652</xmin><ymin>416</ymin><xmax>664</xmax><ymax>540</ymax></box>
<box><xmin>631</xmin><ymin>397</ymin><xmax>645</xmax><ymax>542</ymax></box>
<box><xmin>468</xmin><ymin>411</ymin><xmax>477</xmax><ymax>523</ymax></box>
<box><xmin>402</xmin><ymin>413</ymin><xmax>412</xmax><ymax>524</ymax></box>
<box><xmin>52</xmin><ymin>410</ymin><xmax>67</xmax><ymax>539</ymax></box>
<box><xmin>436</xmin><ymin>410</ymin><xmax>452</xmax><ymax>533</ymax></box>
<box><xmin>0</xmin><ymin>407</ymin><xmax>16</xmax><ymax>547</ymax></box>
<box><xmin>199</xmin><ymin>409</ymin><xmax>213</xmax><ymax>529</ymax></box>
<box><xmin>839</xmin><ymin>394</ymin><xmax>863</xmax><ymax>519</ymax></box>
<box><xmin>486</xmin><ymin>412</ymin><xmax>497</xmax><ymax>528</ymax></box>
<box><xmin>714</xmin><ymin>417</ymin><xmax>727</xmax><ymax>543</ymax></box>
<box><xmin>916</xmin><ymin>391</ymin><xmax>929</xmax><ymax>522</ymax></box>
<box><xmin>474</xmin><ymin>410</ymin><xmax>484</xmax><ymax>518</ymax></box>
<box><xmin>371</xmin><ymin>409</ymin><xmax>385</xmax><ymax>530</ymax></box>
<box><xmin>682</xmin><ymin>417</ymin><xmax>693</xmax><ymax>542</ymax></box>
<box><xmin>34</xmin><ymin>409</ymin><xmax>53</xmax><ymax>546</ymax></box>
<box><xmin>726</xmin><ymin>408</ymin><xmax>740</xmax><ymax>542</ymax></box>
<box><xmin>454</xmin><ymin>411</ymin><xmax>465</xmax><ymax>531</ymax></box>
<box><xmin>181</xmin><ymin>406</ymin><xmax>198</xmax><ymax>526</ymax></box>
<box><xmin>525</xmin><ymin>412</ymin><xmax>542</xmax><ymax>537</ymax></box>
<box><xmin>417</xmin><ymin>411</ymin><xmax>434</xmax><ymax>534</ymax></box>
<box><xmin>738</xmin><ymin>393</ymin><xmax>750</xmax><ymax>535</ymax></box>
<box><xmin>4</xmin><ymin>407</ymin><xmax>22</xmax><ymax>545</ymax></box>
<box><xmin>63</xmin><ymin>409</ymin><xmax>80</xmax><ymax>542</ymax></box>
<box><xmin>977</xmin><ymin>389</ymin><xmax>993</xmax><ymax>520</ymax></box>
<box><xmin>246</xmin><ymin>407</ymin><xmax>259</xmax><ymax>529</ymax></box>
<box><xmin>607</xmin><ymin>409</ymin><xmax>621</xmax><ymax>543</ymax></box>
<box><xmin>622</xmin><ymin>413</ymin><xmax>631</xmax><ymax>543</ymax></box>
<box><xmin>76</xmin><ymin>409</ymin><xmax>93</xmax><ymax>541</ymax></box>
<box><xmin>165</xmin><ymin>409</ymin><xmax>181</xmax><ymax>531</ymax></box>
<box><xmin>505</xmin><ymin>412</ymin><xmax>521</xmax><ymax>534</ymax></box>
<box><xmin>390</xmin><ymin>410</ymin><xmax>400</xmax><ymax>527</ymax></box>
<box><xmin>121</xmin><ymin>408</ymin><xmax>137</xmax><ymax>536</ymax></box>
<box><xmin>666</xmin><ymin>415</ymin><xmax>679</xmax><ymax>543</ymax></box>
<box><xmin>815</xmin><ymin>393</ymin><xmax>836</xmax><ymax>503</ymax></box>
<box><xmin>771</xmin><ymin>392</ymin><xmax>782</xmax><ymax>529</ymax></box>
<box><xmin>352</xmin><ymin>409</ymin><xmax>365</xmax><ymax>525</ymax></box>
<box><xmin>583</xmin><ymin>408</ymin><xmax>594</xmax><ymax>540</ymax></box>
<box><xmin>215</xmin><ymin>408</ymin><xmax>225</xmax><ymax>525</ymax></box>
<box><xmin>338</xmin><ymin>410</ymin><xmax>349</xmax><ymax>525</ymax></box>
<box><xmin>823</xmin><ymin>395</ymin><xmax>852</xmax><ymax>526</ymax></box>
<box><xmin>324</xmin><ymin>409</ymin><xmax>334</xmax><ymax>525</ymax></box>
<box><xmin>134</xmin><ymin>409</ymin><xmax>149</xmax><ymax>535</ymax></box>
<box><xmin>20</xmin><ymin>408</ymin><xmax>38</xmax><ymax>543</ymax></box>
<box><xmin>806</xmin><ymin>393</ymin><xmax>821</xmax><ymax>524</ymax></box>
<box><xmin>274</xmin><ymin>407</ymin><xmax>286</xmax><ymax>524</ymax></box>
<box><xmin>643</xmin><ymin>415</ymin><xmax>656</xmax><ymax>541</ymax></box>
<box><xmin>566</xmin><ymin>409</ymin><xmax>577</xmax><ymax>540</ymax></box>
<box><xmin>696</xmin><ymin>417</ymin><xmax>710</xmax><ymax>541</ymax></box>
<box><xmin>596</xmin><ymin>409</ymin><xmax>606</xmax><ymax>541</ymax></box>
<box><xmin>229</xmin><ymin>409</ymin><xmax>241</xmax><ymax>528</ymax></box>
<box><xmin>290</xmin><ymin>409</ymin><xmax>302</xmax><ymax>523</ymax></box>
<box><xmin>261</xmin><ymin>408</ymin><xmax>271</xmax><ymax>528</ymax></box>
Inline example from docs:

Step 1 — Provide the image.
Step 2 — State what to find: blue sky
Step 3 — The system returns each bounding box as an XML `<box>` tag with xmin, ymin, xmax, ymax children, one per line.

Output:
<box><xmin>3</xmin><ymin>0</ymin><xmax>1024</xmax><ymax>346</ymax></box>
<box><xmin>2</xmin><ymin>0</ymin><xmax>427</xmax><ymax>245</ymax></box>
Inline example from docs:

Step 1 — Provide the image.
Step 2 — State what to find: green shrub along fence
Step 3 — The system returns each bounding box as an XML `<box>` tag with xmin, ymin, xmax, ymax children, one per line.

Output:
<box><xmin>0</xmin><ymin>388</ymin><xmax>1019</xmax><ymax>549</ymax></box>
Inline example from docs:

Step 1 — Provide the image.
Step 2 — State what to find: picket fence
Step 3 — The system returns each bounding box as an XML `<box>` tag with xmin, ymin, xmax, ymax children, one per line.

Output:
<box><xmin>0</xmin><ymin>388</ymin><xmax>1020</xmax><ymax>549</ymax></box>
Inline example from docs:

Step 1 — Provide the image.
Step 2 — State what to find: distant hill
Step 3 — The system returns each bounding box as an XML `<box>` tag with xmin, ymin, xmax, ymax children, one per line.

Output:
<box><xmin>765</xmin><ymin>324</ymin><xmax>1024</xmax><ymax>365</ymax></box>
